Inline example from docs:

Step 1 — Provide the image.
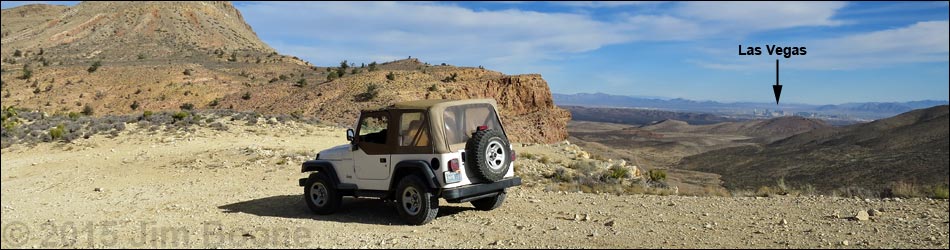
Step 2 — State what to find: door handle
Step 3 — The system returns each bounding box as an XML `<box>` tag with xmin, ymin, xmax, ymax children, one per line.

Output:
<box><xmin>379</xmin><ymin>158</ymin><xmax>387</xmax><ymax>163</ymax></box>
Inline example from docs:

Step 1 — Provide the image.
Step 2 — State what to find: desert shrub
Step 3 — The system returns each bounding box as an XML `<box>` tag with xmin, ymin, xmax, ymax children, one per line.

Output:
<box><xmin>183</xmin><ymin>69</ymin><xmax>193</xmax><ymax>76</ymax></box>
<box><xmin>568</xmin><ymin>160</ymin><xmax>598</xmax><ymax>176</ymax></box>
<box><xmin>49</xmin><ymin>124</ymin><xmax>65</xmax><ymax>141</ymax></box>
<box><xmin>888</xmin><ymin>181</ymin><xmax>922</xmax><ymax>198</ymax></box>
<box><xmin>356</xmin><ymin>83</ymin><xmax>380</xmax><ymax>101</ymax></box>
<box><xmin>172</xmin><ymin>111</ymin><xmax>190</xmax><ymax>121</ymax></box>
<box><xmin>137</xmin><ymin>54</ymin><xmax>146</xmax><ymax>60</ymax></box>
<box><xmin>550</xmin><ymin>167</ymin><xmax>571</xmax><ymax>182</ymax></box>
<box><xmin>351</xmin><ymin>68</ymin><xmax>360</xmax><ymax>75</ymax></box>
<box><xmin>20</xmin><ymin>66</ymin><xmax>32</xmax><ymax>80</ymax></box>
<box><xmin>142</xmin><ymin>110</ymin><xmax>153</xmax><ymax>119</ymax></box>
<box><xmin>294</xmin><ymin>79</ymin><xmax>307</xmax><ymax>88</ymax></box>
<box><xmin>179</xmin><ymin>103</ymin><xmax>194</xmax><ymax>110</ymax></box>
<box><xmin>776</xmin><ymin>177</ymin><xmax>789</xmax><ymax>195</ymax></box>
<box><xmin>209</xmin><ymin>98</ymin><xmax>220</xmax><ymax>107</ymax></box>
<box><xmin>130</xmin><ymin>101</ymin><xmax>140</xmax><ymax>111</ymax></box>
<box><xmin>87</xmin><ymin>60</ymin><xmax>101</xmax><ymax>73</ymax></box>
<box><xmin>647</xmin><ymin>169</ymin><xmax>667</xmax><ymax>183</ymax></box>
<box><xmin>241</xmin><ymin>92</ymin><xmax>252</xmax><ymax>100</ymax></box>
<box><xmin>326</xmin><ymin>71</ymin><xmax>339</xmax><ymax>81</ymax></box>
<box><xmin>931</xmin><ymin>186</ymin><xmax>949</xmax><ymax>199</ymax></box>
<box><xmin>81</xmin><ymin>105</ymin><xmax>94</xmax><ymax>116</ymax></box>
<box><xmin>441</xmin><ymin>72</ymin><xmax>458</xmax><ymax>83</ymax></box>
<box><xmin>385</xmin><ymin>72</ymin><xmax>395</xmax><ymax>81</ymax></box>
<box><xmin>368</xmin><ymin>61</ymin><xmax>377</xmax><ymax>71</ymax></box>
<box><xmin>604</xmin><ymin>165</ymin><xmax>630</xmax><ymax>180</ymax></box>
<box><xmin>13</xmin><ymin>49</ymin><xmax>22</xmax><ymax>57</ymax></box>
<box><xmin>279</xmin><ymin>74</ymin><xmax>288</xmax><ymax>81</ymax></box>
<box><xmin>755</xmin><ymin>186</ymin><xmax>774</xmax><ymax>197</ymax></box>
<box><xmin>518</xmin><ymin>152</ymin><xmax>535</xmax><ymax>160</ymax></box>
<box><xmin>427</xmin><ymin>84</ymin><xmax>438</xmax><ymax>92</ymax></box>
<box><xmin>538</xmin><ymin>156</ymin><xmax>552</xmax><ymax>165</ymax></box>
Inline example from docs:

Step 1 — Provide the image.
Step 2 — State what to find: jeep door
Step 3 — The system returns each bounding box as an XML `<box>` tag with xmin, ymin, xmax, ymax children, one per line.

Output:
<box><xmin>353</xmin><ymin>111</ymin><xmax>393</xmax><ymax>182</ymax></box>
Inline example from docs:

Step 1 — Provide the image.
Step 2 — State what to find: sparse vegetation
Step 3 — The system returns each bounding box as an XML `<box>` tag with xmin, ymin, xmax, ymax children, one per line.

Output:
<box><xmin>183</xmin><ymin>69</ymin><xmax>193</xmax><ymax>76</ymax></box>
<box><xmin>241</xmin><ymin>92</ymin><xmax>251</xmax><ymax>100</ymax></box>
<box><xmin>137</xmin><ymin>54</ymin><xmax>146</xmax><ymax>60</ymax></box>
<box><xmin>179</xmin><ymin>103</ymin><xmax>194</xmax><ymax>111</ymax></box>
<box><xmin>172</xmin><ymin>111</ymin><xmax>190</xmax><ymax>121</ymax></box>
<box><xmin>368</xmin><ymin>61</ymin><xmax>377</xmax><ymax>71</ymax></box>
<box><xmin>294</xmin><ymin>79</ymin><xmax>307</xmax><ymax>88</ymax></box>
<box><xmin>19</xmin><ymin>66</ymin><xmax>32</xmax><ymax>80</ymax></box>
<box><xmin>647</xmin><ymin>169</ymin><xmax>667</xmax><ymax>183</ymax></box>
<box><xmin>326</xmin><ymin>71</ymin><xmax>339</xmax><ymax>81</ymax></box>
<box><xmin>209</xmin><ymin>98</ymin><xmax>220</xmax><ymax>107</ymax></box>
<box><xmin>442</xmin><ymin>72</ymin><xmax>458</xmax><ymax>83</ymax></box>
<box><xmin>364</xmin><ymin>83</ymin><xmax>379</xmax><ymax>100</ymax></box>
<box><xmin>87</xmin><ymin>60</ymin><xmax>101</xmax><ymax>73</ymax></box>
<box><xmin>427</xmin><ymin>84</ymin><xmax>438</xmax><ymax>92</ymax></box>
<box><xmin>130</xmin><ymin>101</ymin><xmax>140</xmax><ymax>111</ymax></box>
<box><xmin>14</xmin><ymin>49</ymin><xmax>23</xmax><ymax>57</ymax></box>
<box><xmin>49</xmin><ymin>124</ymin><xmax>65</xmax><ymax>141</ymax></box>
<box><xmin>81</xmin><ymin>104</ymin><xmax>94</xmax><ymax>116</ymax></box>
<box><xmin>386</xmin><ymin>72</ymin><xmax>395</xmax><ymax>81</ymax></box>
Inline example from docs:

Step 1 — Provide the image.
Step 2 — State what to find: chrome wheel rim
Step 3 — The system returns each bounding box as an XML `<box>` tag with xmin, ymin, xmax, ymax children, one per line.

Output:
<box><xmin>402</xmin><ymin>186</ymin><xmax>422</xmax><ymax>216</ymax></box>
<box><xmin>486</xmin><ymin>141</ymin><xmax>506</xmax><ymax>170</ymax></box>
<box><xmin>310</xmin><ymin>182</ymin><xmax>328</xmax><ymax>207</ymax></box>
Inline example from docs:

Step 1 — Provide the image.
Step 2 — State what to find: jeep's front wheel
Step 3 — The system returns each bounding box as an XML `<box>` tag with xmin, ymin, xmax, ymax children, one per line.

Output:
<box><xmin>471</xmin><ymin>191</ymin><xmax>506</xmax><ymax>211</ymax></box>
<box><xmin>304</xmin><ymin>172</ymin><xmax>341</xmax><ymax>215</ymax></box>
<box><xmin>395</xmin><ymin>175</ymin><xmax>439</xmax><ymax>225</ymax></box>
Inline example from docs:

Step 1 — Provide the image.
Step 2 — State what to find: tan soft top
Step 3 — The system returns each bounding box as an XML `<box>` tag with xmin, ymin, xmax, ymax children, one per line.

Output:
<box><xmin>391</xmin><ymin>99</ymin><xmax>498</xmax><ymax>110</ymax></box>
<box><xmin>386</xmin><ymin>98</ymin><xmax>502</xmax><ymax>154</ymax></box>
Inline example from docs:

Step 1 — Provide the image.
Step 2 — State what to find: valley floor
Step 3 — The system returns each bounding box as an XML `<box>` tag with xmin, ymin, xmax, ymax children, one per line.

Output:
<box><xmin>2</xmin><ymin>122</ymin><xmax>947</xmax><ymax>248</ymax></box>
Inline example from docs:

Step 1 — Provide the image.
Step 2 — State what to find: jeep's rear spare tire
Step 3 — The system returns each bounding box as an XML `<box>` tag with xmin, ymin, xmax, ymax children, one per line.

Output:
<box><xmin>465</xmin><ymin>129</ymin><xmax>511</xmax><ymax>182</ymax></box>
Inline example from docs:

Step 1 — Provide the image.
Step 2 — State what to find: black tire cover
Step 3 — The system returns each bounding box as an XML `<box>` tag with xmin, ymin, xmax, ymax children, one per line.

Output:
<box><xmin>465</xmin><ymin>129</ymin><xmax>511</xmax><ymax>182</ymax></box>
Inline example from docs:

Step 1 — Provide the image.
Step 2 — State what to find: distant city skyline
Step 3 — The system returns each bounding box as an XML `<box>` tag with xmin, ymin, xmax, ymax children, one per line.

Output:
<box><xmin>3</xmin><ymin>1</ymin><xmax>948</xmax><ymax>105</ymax></box>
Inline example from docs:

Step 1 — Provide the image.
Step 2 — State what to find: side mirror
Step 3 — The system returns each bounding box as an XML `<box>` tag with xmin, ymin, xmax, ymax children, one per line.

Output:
<box><xmin>346</xmin><ymin>129</ymin><xmax>355</xmax><ymax>142</ymax></box>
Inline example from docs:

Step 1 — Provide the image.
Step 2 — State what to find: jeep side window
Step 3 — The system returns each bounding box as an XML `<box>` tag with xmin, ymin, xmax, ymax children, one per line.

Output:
<box><xmin>358</xmin><ymin>113</ymin><xmax>388</xmax><ymax>145</ymax></box>
<box><xmin>399</xmin><ymin>112</ymin><xmax>430</xmax><ymax>147</ymax></box>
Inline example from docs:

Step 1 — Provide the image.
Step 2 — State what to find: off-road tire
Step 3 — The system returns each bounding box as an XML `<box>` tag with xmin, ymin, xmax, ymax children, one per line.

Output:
<box><xmin>471</xmin><ymin>191</ymin><xmax>507</xmax><ymax>211</ymax></box>
<box><xmin>465</xmin><ymin>129</ymin><xmax>511</xmax><ymax>182</ymax></box>
<box><xmin>304</xmin><ymin>172</ymin><xmax>342</xmax><ymax>215</ymax></box>
<box><xmin>395</xmin><ymin>175</ymin><xmax>439</xmax><ymax>225</ymax></box>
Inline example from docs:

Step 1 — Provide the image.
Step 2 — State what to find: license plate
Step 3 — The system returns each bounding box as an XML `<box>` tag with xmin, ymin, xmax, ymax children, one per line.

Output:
<box><xmin>444</xmin><ymin>171</ymin><xmax>462</xmax><ymax>184</ymax></box>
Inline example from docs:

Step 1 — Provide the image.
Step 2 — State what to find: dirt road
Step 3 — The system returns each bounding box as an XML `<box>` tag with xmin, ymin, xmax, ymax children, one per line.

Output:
<box><xmin>2</xmin><ymin>122</ymin><xmax>947</xmax><ymax>248</ymax></box>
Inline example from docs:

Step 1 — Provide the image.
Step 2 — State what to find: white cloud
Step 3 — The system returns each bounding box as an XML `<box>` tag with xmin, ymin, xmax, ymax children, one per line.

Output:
<box><xmin>553</xmin><ymin>1</ymin><xmax>667</xmax><ymax>8</ymax></box>
<box><xmin>799</xmin><ymin>20</ymin><xmax>949</xmax><ymax>69</ymax></box>
<box><xmin>239</xmin><ymin>1</ymin><xmax>630</xmax><ymax>66</ymax></box>
<box><xmin>675</xmin><ymin>2</ymin><xmax>847</xmax><ymax>32</ymax></box>
<box><xmin>692</xmin><ymin>21</ymin><xmax>950</xmax><ymax>70</ymax></box>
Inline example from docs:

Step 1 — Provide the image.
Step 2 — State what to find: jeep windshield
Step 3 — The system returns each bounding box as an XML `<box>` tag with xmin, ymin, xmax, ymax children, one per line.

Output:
<box><xmin>442</xmin><ymin>103</ymin><xmax>504</xmax><ymax>150</ymax></box>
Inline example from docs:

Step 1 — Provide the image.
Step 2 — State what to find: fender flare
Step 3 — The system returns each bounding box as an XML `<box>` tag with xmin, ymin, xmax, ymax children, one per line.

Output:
<box><xmin>390</xmin><ymin>160</ymin><xmax>439</xmax><ymax>190</ymax></box>
<box><xmin>301</xmin><ymin>160</ymin><xmax>340</xmax><ymax>186</ymax></box>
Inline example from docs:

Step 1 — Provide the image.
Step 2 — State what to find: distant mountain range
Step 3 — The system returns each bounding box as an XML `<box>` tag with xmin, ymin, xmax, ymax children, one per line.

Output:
<box><xmin>554</xmin><ymin>93</ymin><xmax>949</xmax><ymax>120</ymax></box>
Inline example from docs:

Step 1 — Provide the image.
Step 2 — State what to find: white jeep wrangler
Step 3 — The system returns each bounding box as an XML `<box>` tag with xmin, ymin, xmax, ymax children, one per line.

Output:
<box><xmin>299</xmin><ymin>99</ymin><xmax>522</xmax><ymax>225</ymax></box>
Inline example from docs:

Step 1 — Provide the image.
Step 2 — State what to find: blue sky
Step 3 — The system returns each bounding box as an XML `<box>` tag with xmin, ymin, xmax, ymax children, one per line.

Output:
<box><xmin>3</xmin><ymin>1</ymin><xmax>948</xmax><ymax>105</ymax></box>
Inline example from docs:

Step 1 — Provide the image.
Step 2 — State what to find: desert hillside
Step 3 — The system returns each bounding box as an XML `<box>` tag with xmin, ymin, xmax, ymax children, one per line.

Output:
<box><xmin>680</xmin><ymin>105</ymin><xmax>950</xmax><ymax>193</ymax></box>
<box><xmin>0</xmin><ymin>1</ymin><xmax>569</xmax><ymax>143</ymax></box>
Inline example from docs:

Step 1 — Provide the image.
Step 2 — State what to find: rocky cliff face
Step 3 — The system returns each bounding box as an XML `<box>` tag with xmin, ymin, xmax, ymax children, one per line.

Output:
<box><xmin>1</xmin><ymin>2</ymin><xmax>569</xmax><ymax>144</ymax></box>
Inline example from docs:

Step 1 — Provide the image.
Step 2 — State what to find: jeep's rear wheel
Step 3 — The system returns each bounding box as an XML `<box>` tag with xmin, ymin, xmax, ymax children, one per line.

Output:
<box><xmin>304</xmin><ymin>172</ymin><xmax>341</xmax><ymax>215</ymax></box>
<box><xmin>465</xmin><ymin>129</ymin><xmax>511</xmax><ymax>182</ymax></box>
<box><xmin>395</xmin><ymin>175</ymin><xmax>438</xmax><ymax>225</ymax></box>
<box><xmin>471</xmin><ymin>191</ymin><xmax>507</xmax><ymax>211</ymax></box>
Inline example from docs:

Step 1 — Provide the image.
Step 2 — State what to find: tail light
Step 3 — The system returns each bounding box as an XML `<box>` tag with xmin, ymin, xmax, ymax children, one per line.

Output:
<box><xmin>477</xmin><ymin>125</ymin><xmax>488</xmax><ymax>131</ymax></box>
<box><xmin>510</xmin><ymin>150</ymin><xmax>516</xmax><ymax>161</ymax></box>
<box><xmin>448</xmin><ymin>159</ymin><xmax>460</xmax><ymax>172</ymax></box>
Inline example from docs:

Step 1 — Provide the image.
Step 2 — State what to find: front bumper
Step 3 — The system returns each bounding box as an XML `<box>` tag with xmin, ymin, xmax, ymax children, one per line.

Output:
<box><xmin>442</xmin><ymin>177</ymin><xmax>522</xmax><ymax>201</ymax></box>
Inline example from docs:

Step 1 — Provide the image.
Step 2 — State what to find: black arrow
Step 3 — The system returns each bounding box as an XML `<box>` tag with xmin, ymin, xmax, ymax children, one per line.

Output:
<box><xmin>773</xmin><ymin>59</ymin><xmax>782</xmax><ymax>105</ymax></box>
